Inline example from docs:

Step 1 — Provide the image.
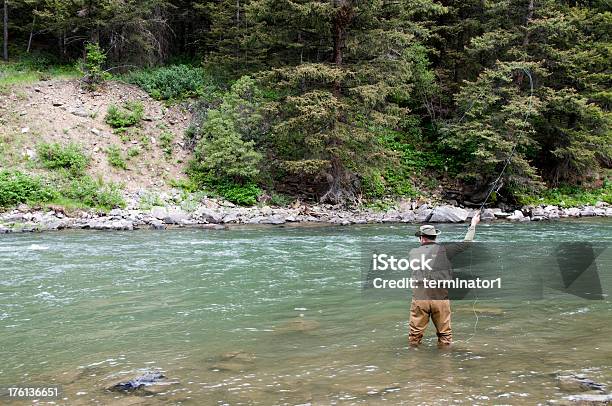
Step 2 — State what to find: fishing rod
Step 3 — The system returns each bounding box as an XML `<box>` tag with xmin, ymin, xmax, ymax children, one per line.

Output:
<box><xmin>464</xmin><ymin>67</ymin><xmax>535</xmax><ymax>343</ymax></box>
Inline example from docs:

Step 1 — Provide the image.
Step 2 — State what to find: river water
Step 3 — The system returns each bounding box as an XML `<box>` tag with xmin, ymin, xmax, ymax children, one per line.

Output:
<box><xmin>1</xmin><ymin>220</ymin><xmax>611</xmax><ymax>405</ymax></box>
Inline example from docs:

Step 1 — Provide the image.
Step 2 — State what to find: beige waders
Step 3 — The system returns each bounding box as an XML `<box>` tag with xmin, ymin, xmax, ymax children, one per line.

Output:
<box><xmin>409</xmin><ymin>299</ymin><xmax>452</xmax><ymax>346</ymax></box>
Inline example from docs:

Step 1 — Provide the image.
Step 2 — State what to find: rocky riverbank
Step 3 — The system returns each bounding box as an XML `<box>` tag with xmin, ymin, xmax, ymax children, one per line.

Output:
<box><xmin>1</xmin><ymin>190</ymin><xmax>611</xmax><ymax>233</ymax></box>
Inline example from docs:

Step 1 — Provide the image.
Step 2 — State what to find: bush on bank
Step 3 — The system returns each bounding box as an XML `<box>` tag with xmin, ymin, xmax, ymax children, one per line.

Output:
<box><xmin>123</xmin><ymin>65</ymin><xmax>213</xmax><ymax>101</ymax></box>
<box><xmin>0</xmin><ymin>170</ymin><xmax>56</xmax><ymax>207</ymax></box>
<box><xmin>0</xmin><ymin>170</ymin><xmax>125</xmax><ymax>211</ymax></box>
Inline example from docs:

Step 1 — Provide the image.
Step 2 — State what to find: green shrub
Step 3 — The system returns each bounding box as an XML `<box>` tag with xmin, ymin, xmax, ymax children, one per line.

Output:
<box><xmin>0</xmin><ymin>170</ymin><xmax>57</xmax><ymax>207</ymax></box>
<box><xmin>169</xmin><ymin>178</ymin><xmax>198</xmax><ymax>192</ymax></box>
<box><xmin>362</xmin><ymin>170</ymin><xmax>387</xmax><ymax>198</ymax></box>
<box><xmin>359</xmin><ymin>128</ymin><xmax>450</xmax><ymax>199</ymax></box>
<box><xmin>188</xmin><ymin>164</ymin><xmax>261</xmax><ymax>206</ymax></box>
<box><xmin>159</xmin><ymin>131</ymin><xmax>174</xmax><ymax>156</ymax></box>
<box><xmin>138</xmin><ymin>192</ymin><xmax>164</xmax><ymax>210</ymax></box>
<box><xmin>139</xmin><ymin>134</ymin><xmax>151</xmax><ymax>149</ymax></box>
<box><xmin>64</xmin><ymin>176</ymin><xmax>125</xmax><ymax>210</ymax></box>
<box><xmin>269</xmin><ymin>192</ymin><xmax>292</xmax><ymax>207</ymax></box>
<box><xmin>0</xmin><ymin>170</ymin><xmax>124</xmax><ymax>210</ymax></box>
<box><xmin>37</xmin><ymin>142</ymin><xmax>89</xmax><ymax>175</ymax></box>
<box><xmin>123</xmin><ymin>65</ymin><xmax>210</xmax><ymax>100</ymax></box>
<box><xmin>127</xmin><ymin>146</ymin><xmax>141</xmax><ymax>158</ymax></box>
<box><xmin>518</xmin><ymin>181</ymin><xmax>612</xmax><ymax>207</ymax></box>
<box><xmin>192</xmin><ymin>76</ymin><xmax>263</xmax><ymax>183</ymax></box>
<box><xmin>106</xmin><ymin>145</ymin><xmax>127</xmax><ymax>169</ymax></box>
<box><xmin>217</xmin><ymin>182</ymin><xmax>262</xmax><ymax>206</ymax></box>
<box><xmin>78</xmin><ymin>42</ymin><xmax>111</xmax><ymax>90</ymax></box>
<box><xmin>95</xmin><ymin>183</ymin><xmax>126</xmax><ymax>210</ymax></box>
<box><xmin>105</xmin><ymin>101</ymin><xmax>144</xmax><ymax>129</ymax></box>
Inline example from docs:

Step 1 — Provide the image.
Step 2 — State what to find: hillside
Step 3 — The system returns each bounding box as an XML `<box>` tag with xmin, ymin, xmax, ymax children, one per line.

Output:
<box><xmin>1</xmin><ymin>79</ymin><xmax>192</xmax><ymax>191</ymax></box>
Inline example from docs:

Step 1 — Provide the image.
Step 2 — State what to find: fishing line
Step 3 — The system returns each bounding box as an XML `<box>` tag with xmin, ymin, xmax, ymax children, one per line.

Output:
<box><xmin>463</xmin><ymin>67</ymin><xmax>535</xmax><ymax>343</ymax></box>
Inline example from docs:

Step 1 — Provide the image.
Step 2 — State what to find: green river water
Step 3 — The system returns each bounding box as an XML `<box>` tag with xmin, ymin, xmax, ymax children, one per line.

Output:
<box><xmin>1</xmin><ymin>220</ymin><xmax>611</xmax><ymax>405</ymax></box>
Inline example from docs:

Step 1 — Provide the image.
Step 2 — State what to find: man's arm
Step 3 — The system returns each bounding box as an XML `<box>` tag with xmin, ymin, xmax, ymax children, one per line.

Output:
<box><xmin>446</xmin><ymin>212</ymin><xmax>481</xmax><ymax>258</ymax></box>
<box><xmin>464</xmin><ymin>212</ymin><xmax>481</xmax><ymax>241</ymax></box>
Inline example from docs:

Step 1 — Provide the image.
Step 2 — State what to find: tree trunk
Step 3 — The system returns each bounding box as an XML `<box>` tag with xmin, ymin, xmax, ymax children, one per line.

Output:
<box><xmin>58</xmin><ymin>30</ymin><xmax>64</xmax><ymax>62</ymax></box>
<box><xmin>517</xmin><ymin>0</ymin><xmax>535</xmax><ymax>86</ymax></box>
<box><xmin>331</xmin><ymin>0</ymin><xmax>353</xmax><ymax>96</ymax></box>
<box><xmin>3</xmin><ymin>0</ymin><xmax>8</xmax><ymax>62</ymax></box>
<box><xmin>522</xmin><ymin>0</ymin><xmax>534</xmax><ymax>47</ymax></box>
<box><xmin>27</xmin><ymin>11</ymin><xmax>36</xmax><ymax>53</ymax></box>
<box><xmin>332</xmin><ymin>0</ymin><xmax>353</xmax><ymax>65</ymax></box>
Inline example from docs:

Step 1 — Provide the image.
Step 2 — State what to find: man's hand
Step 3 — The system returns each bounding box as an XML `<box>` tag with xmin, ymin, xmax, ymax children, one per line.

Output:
<box><xmin>471</xmin><ymin>211</ymin><xmax>481</xmax><ymax>227</ymax></box>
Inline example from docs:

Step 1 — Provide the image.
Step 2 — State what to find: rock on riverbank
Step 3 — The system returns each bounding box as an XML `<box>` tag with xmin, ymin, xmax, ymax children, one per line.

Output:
<box><xmin>0</xmin><ymin>194</ymin><xmax>610</xmax><ymax>233</ymax></box>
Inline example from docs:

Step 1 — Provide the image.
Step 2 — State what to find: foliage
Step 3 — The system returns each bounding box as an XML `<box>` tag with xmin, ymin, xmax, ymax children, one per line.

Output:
<box><xmin>361</xmin><ymin>128</ymin><xmax>453</xmax><ymax>198</ymax></box>
<box><xmin>3</xmin><ymin>0</ymin><xmax>611</xmax><ymax>204</ymax></box>
<box><xmin>188</xmin><ymin>165</ymin><xmax>261</xmax><ymax>206</ymax></box>
<box><xmin>138</xmin><ymin>191</ymin><xmax>164</xmax><ymax>210</ymax></box>
<box><xmin>169</xmin><ymin>178</ymin><xmax>199</xmax><ymax>192</ymax></box>
<box><xmin>191</xmin><ymin>76</ymin><xmax>263</xmax><ymax>186</ymax></box>
<box><xmin>62</xmin><ymin>176</ymin><xmax>125</xmax><ymax>210</ymax></box>
<box><xmin>0</xmin><ymin>60</ymin><xmax>78</xmax><ymax>89</ymax></box>
<box><xmin>105</xmin><ymin>101</ymin><xmax>144</xmax><ymax>129</ymax></box>
<box><xmin>106</xmin><ymin>145</ymin><xmax>127</xmax><ymax>169</ymax></box>
<box><xmin>518</xmin><ymin>181</ymin><xmax>612</xmax><ymax>208</ymax></box>
<box><xmin>251</xmin><ymin>0</ymin><xmax>447</xmax><ymax>204</ymax></box>
<box><xmin>124</xmin><ymin>65</ymin><xmax>211</xmax><ymax>100</ymax></box>
<box><xmin>268</xmin><ymin>192</ymin><xmax>292</xmax><ymax>207</ymax></box>
<box><xmin>436</xmin><ymin>0</ymin><xmax>610</xmax><ymax>199</ymax></box>
<box><xmin>362</xmin><ymin>198</ymin><xmax>399</xmax><ymax>213</ymax></box>
<box><xmin>159</xmin><ymin>131</ymin><xmax>174</xmax><ymax>156</ymax></box>
<box><xmin>0</xmin><ymin>170</ymin><xmax>56</xmax><ymax>207</ymax></box>
<box><xmin>37</xmin><ymin>142</ymin><xmax>89</xmax><ymax>175</ymax></box>
<box><xmin>216</xmin><ymin>182</ymin><xmax>262</xmax><ymax>206</ymax></box>
<box><xmin>0</xmin><ymin>170</ymin><xmax>124</xmax><ymax>210</ymax></box>
<box><xmin>444</xmin><ymin>62</ymin><xmax>544</xmax><ymax>189</ymax></box>
<box><xmin>78</xmin><ymin>42</ymin><xmax>110</xmax><ymax>90</ymax></box>
<box><xmin>127</xmin><ymin>146</ymin><xmax>140</xmax><ymax>158</ymax></box>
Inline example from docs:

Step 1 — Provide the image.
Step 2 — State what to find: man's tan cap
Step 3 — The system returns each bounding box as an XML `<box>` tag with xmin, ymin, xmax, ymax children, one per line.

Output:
<box><xmin>415</xmin><ymin>224</ymin><xmax>441</xmax><ymax>237</ymax></box>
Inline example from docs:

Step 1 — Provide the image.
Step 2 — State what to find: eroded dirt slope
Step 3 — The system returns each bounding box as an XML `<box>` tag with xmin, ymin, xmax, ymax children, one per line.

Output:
<box><xmin>0</xmin><ymin>79</ymin><xmax>193</xmax><ymax>191</ymax></box>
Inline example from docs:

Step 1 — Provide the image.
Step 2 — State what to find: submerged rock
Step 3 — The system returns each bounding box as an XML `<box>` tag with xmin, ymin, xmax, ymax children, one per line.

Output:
<box><xmin>109</xmin><ymin>372</ymin><xmax>167</xmax><ymax>393</ymax></box>
<box><xmin>209</xmin><ymin>350</ymin><xmax>256</xmax><ymax>373</ymax></box>
<box><xmin>564</xmin><ymin>393</ymin><xmax>612</xmax><ymax>404</ymax></box>
<box><xmin>274</xmin><ymin>318</ymin><xmax>320</xmax><ymax>334</ymax></box>
<box><xmin>556</xmin><ymin>374</ymin><xmax>607</xmax><ymax>393</ymax></box>
<box><xmin>200</xmin><ymin>224</ymin><xmax>226</xmax><ymax>230</ymax></box>
<box><xmin>261</xmin><ymin>214</ymin><xmax>286</xmax><ymax>225</ymax></box>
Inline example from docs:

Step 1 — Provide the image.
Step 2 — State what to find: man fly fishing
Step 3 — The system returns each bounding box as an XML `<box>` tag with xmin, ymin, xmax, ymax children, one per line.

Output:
<box><xmin>408</xmin><ymin>212</ymin><xmax>481</xmax><ymax>347</ymax></box>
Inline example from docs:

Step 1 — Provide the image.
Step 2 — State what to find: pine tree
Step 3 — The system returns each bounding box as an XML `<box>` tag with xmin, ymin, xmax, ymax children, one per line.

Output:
<box><xmin>442</xmin><ymin>0</ymin><xmax>611</xmax><ymax>197</ymax></box>
<box><xmin>248</xmin><ymin>0</ymin><xmax>444</xmax><ymax>203</ymax></box>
